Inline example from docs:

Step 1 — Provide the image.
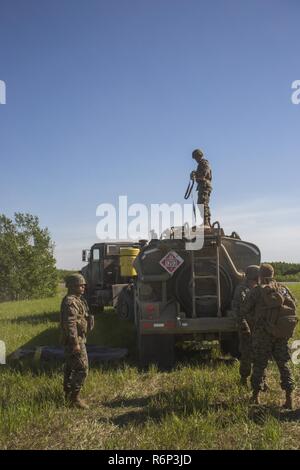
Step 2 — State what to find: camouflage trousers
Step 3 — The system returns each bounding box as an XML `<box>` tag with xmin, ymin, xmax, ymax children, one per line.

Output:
<box><xmin>251</xmin><ymin>327</ymin><xmax>294</xmax><ymax>392</ymax></box>
<box><xmin>239</xmin><ymin>331</ymin><xmax>267</xmax><ymax>387</ymax></box>
<box><xmin>197</xmin><ymin>185</ymin><xmax>211</xmax><ymax>225</ymax></box>
<box><xmin>64</xmin><ymin>342</ymin><xmax>89</xmax><ymax>394</ymax></box>
<box><xmin>238</xmin><ymin>331</ymin><xmax>253</xmax><ymax>379</ymax></box>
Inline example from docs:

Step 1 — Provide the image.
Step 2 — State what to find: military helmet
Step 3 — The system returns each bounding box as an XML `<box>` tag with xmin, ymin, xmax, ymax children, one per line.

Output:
<box><xmin>65</xmin><ymin>273</ymin><xmax>86</xmax><ymax>289</ymax></box>
<box><xmin>192</xmin><ymin>149</ymin><xmax>204</xmax><ymax>159</ymax></box>
<box><xmin>259</xmin><ymin>263</ymin><xmax>274</xmax><ymax>279</ymax></box>
<box><xmin>245</xmin><ymin>265</ymin><xmax>260</xmax><ymax>281</ymax></box>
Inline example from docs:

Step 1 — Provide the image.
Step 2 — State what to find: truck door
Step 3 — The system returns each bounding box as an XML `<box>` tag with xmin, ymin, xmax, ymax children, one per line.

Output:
<box><xmin>90</xmin><ymin>246</ymin><xmax>104</xmax><ymax>287</ymax></box>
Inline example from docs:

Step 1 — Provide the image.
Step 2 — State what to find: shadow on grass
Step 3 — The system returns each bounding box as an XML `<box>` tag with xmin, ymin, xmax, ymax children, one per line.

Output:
<box><xmin>101</xmin><ymin>389</ymin><xmax>239</xmax><ymax>428</ymax></box>
<box><xmin>175</xmin><ymin>348</ymin><xmax>238</xmax><ymax>369</ymax></box>
<box><xmin>7</xmin><ymin>311</ymin><xmax>60</xmax><ymax>324</ymax></box>
<box><xmin>248</xmin><ymin>404</ymin><xmax>300</xmax><ymax>424</ymax></box>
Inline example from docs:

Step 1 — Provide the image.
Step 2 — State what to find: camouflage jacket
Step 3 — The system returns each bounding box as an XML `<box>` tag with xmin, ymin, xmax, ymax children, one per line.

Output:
<box><xmin>231</xmin><ymin>281</ymin><xmax>251</xmax><ymax>327</ymax></box>
<box><xmin>240</xmin><ymin>281</ymin><xmax>296</xmax><ymax>331</ymax></box>
<box><xmin>195</xmin><ymin>159</ymin><xmax>212</xmax><ymax>189</ymax></box>
<box><xmin>60</xmin><ymin>295</ymin><xmax>91</xmax><ymax>346</ymax></box>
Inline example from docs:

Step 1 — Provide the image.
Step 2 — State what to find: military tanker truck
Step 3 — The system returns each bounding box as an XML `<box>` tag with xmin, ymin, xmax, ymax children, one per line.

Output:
<box><xmin>116</xmin><ymin>222</ymin><xmax>261</xmax><ymax>369</ymax></box>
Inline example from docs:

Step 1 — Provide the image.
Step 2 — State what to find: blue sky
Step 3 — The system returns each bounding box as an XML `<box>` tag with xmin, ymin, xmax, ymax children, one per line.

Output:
<box><xmin>0</xmin><ymin>0</ymin><xmax>299</xmax><ymax>268</ymax></box>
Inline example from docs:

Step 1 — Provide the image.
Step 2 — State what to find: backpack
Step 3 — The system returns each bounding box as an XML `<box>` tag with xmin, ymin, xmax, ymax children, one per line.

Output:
<box><xmin>261</xmin><ymin>284</ymin><xmax>298</xmax><ymax>339</ymax></box>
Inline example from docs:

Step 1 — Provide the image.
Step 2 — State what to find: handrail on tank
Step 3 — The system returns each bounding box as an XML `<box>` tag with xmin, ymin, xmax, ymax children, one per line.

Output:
<box><xmin>220</xmin><ymin>244</ymin><xmax>244</xmax><ymax>281</ymax></box>
<box><xmin>211</xmin><ymin>221</ymin><xmax>222</xmax><ymax>316</ymax></box>
<box><xmin>212</xmin><ymin>221</ymin><xmax>221</xmax><ymax>230</ymax></box>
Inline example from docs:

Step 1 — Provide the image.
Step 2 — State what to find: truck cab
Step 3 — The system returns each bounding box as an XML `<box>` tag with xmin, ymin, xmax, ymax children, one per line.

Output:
<box><xmin>81</xmin><ymin>241</ymin><xmax>143</xmax><ymax>312</ymax></box>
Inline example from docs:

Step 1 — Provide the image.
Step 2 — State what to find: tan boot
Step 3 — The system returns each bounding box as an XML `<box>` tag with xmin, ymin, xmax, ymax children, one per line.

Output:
<box><xmin>283</xmin><ymin>391</ymin><xmax>293</xmax><ymax>410</ymax></box>
<box><xmin>251</xmin><ymin>391</ymin><xmax>260</xmax><ymax>405</ymax></box>
<box><xmin>70</xmin><ymin>391</ymin><xmax>89</xmax><ymax>410</ymax></box>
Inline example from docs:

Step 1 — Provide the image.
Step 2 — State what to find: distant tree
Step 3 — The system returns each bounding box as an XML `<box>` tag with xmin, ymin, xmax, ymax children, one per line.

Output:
<box><xmin>0</xmin><ymin>213</ymin><xmax>58</xmax><ymax>301</ymax></box>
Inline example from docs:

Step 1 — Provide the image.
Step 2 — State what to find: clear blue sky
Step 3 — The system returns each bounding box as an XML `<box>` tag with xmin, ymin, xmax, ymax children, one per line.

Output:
<box><xmin>1</xmin><ymin>0</ymin><xmax>299</xmax><ymax>268</ymax></box>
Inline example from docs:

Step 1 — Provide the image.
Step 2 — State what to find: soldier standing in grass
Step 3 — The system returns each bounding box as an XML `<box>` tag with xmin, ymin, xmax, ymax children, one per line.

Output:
<box><xmin>241</xmin><ymin>264</ymin><xmax>297</xmax><ymax>408</ymax></box>
<box><xmin>232</xmin><ymin>265</ymin><xmax>260</xmax><ymax>386</ymax></box>
<box><xmin>190</xmin><ymin>149</ymin><xmax>212</xmax><ymax>227</ymax></box>
<box><xmin>60</xmin><ymin>273</ymin><xmax>94</xmax><ymax>409</ymax></box>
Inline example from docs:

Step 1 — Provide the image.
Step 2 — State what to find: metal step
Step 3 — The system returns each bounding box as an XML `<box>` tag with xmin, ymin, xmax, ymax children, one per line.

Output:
<box><xmin>195</xmin><ymin>295</ymin><xmax>218</xmax><ymax>299</ymax></box>
<box><xmin>191</xmin><ymin>241</ymin><xmax>222</xmax><ymax>319</ymax></box>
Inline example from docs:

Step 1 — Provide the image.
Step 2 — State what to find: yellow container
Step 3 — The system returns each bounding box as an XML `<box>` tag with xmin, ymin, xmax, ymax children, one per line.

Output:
<box><xmin>120</xmin><ymin>247</ymin><xmax>140</xmax><ymax>277</ymax></box>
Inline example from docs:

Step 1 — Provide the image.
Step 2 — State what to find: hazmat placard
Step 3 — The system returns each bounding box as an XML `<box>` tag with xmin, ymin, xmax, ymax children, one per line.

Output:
<box><xmin>159</xmin><ymin>251</ymin><xmax>184</xmax><ymax>274</ymax></box>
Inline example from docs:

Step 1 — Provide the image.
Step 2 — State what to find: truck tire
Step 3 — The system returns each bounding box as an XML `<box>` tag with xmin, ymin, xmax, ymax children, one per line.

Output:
<box><xmin>116</xmin><ymin>286</ymin><xmax>134</xmax><ymax>321</ymax></box>
<box><xmin>138</xmin><ymin>333</ymin><xmax>175</xmax><ymax>370</ymax></box>
<box><xmin>219</xmin><ymin>332</ymin><xmax>240</xmax><ymax>359</ymax></box>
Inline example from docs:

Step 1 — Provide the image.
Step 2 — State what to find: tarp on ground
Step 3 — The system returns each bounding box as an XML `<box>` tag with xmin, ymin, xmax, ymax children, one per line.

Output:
<box><xmin>8</xmin><ymin>345</ymin><xmax>128</xmax><ymax>363</ymax></box>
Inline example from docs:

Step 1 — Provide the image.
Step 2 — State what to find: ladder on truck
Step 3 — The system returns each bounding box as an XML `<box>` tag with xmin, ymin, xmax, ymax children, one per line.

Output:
<box><xmin>191</xmin><ymin>222</ymin><xmax>222</xmax><ymax>318</ymax></box>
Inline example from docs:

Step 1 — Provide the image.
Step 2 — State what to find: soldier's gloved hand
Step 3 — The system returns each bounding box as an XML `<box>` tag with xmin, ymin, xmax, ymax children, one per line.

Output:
<box><xmin>72</xmin><ymin>344</ymin><xmax>81</xmax><ymax>354</ymax></box>
<box><xmin>190</xmin><ymin>171</ymin><xmax>196</xmax><ymax>180</ymax></box>
<box><xmin>88</xmin><ymin>315</ymin><xmax>95</xmax><ymax>331</ymax></box>
<box><xmin>241</xmin><ymin>320</ymin><xmax>251</xmax><ymax>336</ymax></box>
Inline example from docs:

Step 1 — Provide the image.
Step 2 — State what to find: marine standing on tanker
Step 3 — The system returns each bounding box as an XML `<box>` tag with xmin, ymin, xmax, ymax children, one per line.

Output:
<box><xmin>190</xmin><ymin>149</ymin><xmax>212</xmax><ymax>227</ymax></box>
<box><xmin>60</xmin><ymin>273</ymin><xmax>94</xmax><ymax>409</ymax></box>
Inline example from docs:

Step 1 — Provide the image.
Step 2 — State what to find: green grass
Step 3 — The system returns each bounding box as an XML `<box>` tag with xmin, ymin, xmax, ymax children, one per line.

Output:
<box><xmin>0</xmin><ymin>285</ymin><xmax>300</xmax><ymax>450</ymax></box>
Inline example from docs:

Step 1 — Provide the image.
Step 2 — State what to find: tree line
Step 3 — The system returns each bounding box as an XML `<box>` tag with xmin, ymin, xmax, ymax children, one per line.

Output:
<box><xmin>268</xmin><ymin>262</ymin><xmax>300</xmax><ymax>282</ymax></box>
<box><xmin>0</xmin><ymin>213</ymin><xmax>57</xmax><ymax>302</ymax></box>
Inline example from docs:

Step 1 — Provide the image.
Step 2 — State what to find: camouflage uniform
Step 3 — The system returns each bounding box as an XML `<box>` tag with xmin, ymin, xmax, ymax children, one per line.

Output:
<box><xmin>232</xmin><ymin>281</ymin><xmax>252</xmax><ymax>380</ymax></box>
<box><xmin>241</xmin><ymin>282</ymin><xmax>295</xmax><ymax>394</ymax></box>
<box><xmin>191</xmin><ymin>149</ymin><xmax>212</xmax><ymax>226</ymax></box>
<box><xmin>60</xmin><ymin>294</ymin><xmax>91</xmax><ymax>396</ymax></box>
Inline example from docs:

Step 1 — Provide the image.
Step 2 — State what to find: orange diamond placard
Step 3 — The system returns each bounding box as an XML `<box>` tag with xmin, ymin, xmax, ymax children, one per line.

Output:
<box><xmin>159</xmin><ymin>251</ymin><xmax>184</xmax><ymax>274</ymax></box>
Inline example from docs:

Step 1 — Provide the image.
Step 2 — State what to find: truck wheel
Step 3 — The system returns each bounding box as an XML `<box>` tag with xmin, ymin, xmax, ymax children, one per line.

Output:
<box><xmin>219</xmin><ymin>332</ymin><xmax>240</xmax><ymax>359</ymax></box>
<box><xmin>138</xmin><ymin>334</ymin><xmax>175</xmax><ymax>370</ymax></box>
<box><xmin>116</xmin><ymin>286</ymin><xmax>134</xmax><ymax>321</ymax></box>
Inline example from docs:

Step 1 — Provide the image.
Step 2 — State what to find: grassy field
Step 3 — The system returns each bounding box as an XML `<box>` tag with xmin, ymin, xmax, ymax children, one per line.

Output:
<box><xmin>0</xmin><ymin>285</ymin><xmax>300</xmax><ymax>450</ymax></box>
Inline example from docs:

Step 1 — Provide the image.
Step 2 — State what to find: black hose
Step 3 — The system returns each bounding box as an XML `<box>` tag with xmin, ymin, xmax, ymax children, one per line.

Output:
<box><xmin>184</xmin><ymin>179</ymin><xmax>195</xmax><ymax>199</ymax></box>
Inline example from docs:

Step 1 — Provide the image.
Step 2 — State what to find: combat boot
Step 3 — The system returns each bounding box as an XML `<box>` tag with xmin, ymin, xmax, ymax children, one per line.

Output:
<box><xmin>283</xmin><ymin>391</ymin><xmax>293</xmax><ymax>410</ymax></box>
<box><xmin>70</xmin><ymin>391</ymin><xmax>89</xmax><ymax>410</ymax></box>
<box><xmin>251</xmin><ymin>390</ymin><xmax>260</xmax><ymax>405</ymax></box>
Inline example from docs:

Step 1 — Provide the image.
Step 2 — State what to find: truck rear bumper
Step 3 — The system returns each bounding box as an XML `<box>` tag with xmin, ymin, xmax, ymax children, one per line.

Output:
<box><xmin>139</xmin><ymin>317</ymin><xmax>237</xmax><ymax>335</ymax></box>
